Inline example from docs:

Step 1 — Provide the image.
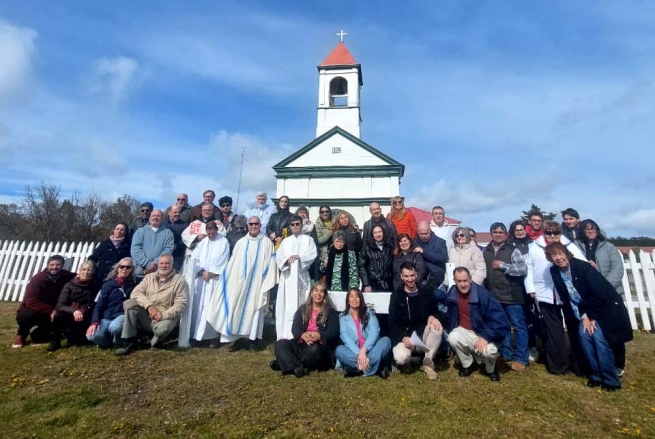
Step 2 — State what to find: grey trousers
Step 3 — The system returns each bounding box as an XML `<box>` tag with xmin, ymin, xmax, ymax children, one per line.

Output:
<box><xmin>448</xmin><ymin>326</ymin><xmax>499</xmax><ymax>373</ymax></box>
<box><xmin>121</xmin><ymin>307</ymin><xmax>177</xmax><ymax>342</ymax></box>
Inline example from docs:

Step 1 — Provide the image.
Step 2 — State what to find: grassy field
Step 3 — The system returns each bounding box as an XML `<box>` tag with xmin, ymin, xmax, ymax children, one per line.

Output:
<box><xmin>1</xmin><ymin>302</ymin><xmax>654</xmax><ymax>439</ymax></box>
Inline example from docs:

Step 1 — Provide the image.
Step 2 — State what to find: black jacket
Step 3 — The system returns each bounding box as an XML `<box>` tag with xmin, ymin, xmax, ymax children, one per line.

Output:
<box><xmin>267</xmin><ymin>209</ymin><xmax>293</xmax><ymax>239</ymax></box>
<box><xmin>291</xmin><ymin>306</ymin><xmax>340</xmax><ymax>349</ymax></box>
<box><xmin>164</xmin><ymin>219</ymin><xmax>187</xmax><ymax>258</ymax></box>
<box><xmin>88</xmin><ymin>238</ymin><xmax>132</xmax><ymax>282</ymax></box>
<box><xmin>362</xmin><ymin>216</ymin><xmax>398</xmax><ymax>248</ymax></box>
<box><xmin>392</xmin><ymin>252</ymin><xmax>426</xmax><ymax>291</ymax></box>
<box><xmin>56</xmin><ymin>278</ymin><xmax>101</xmax><ymax>316</ymax></box>
<box><xmin>550</xmin><ymin>258</ymin><xmax>633</xmax><ymax>347</ymax></box>
<box><xmin>388</xmin><ymin>286</ymin><xmax>441</xmax><ymax>345</ymax></box>
<box><xmin>358</xmin><ymin>240</ymin><xmax>394</xmax><ymax>291</ymax></box>
<box><xmin>336</xmin><ymin>226</ymin><xmax>363</xmax><ymax>254</ymax></box>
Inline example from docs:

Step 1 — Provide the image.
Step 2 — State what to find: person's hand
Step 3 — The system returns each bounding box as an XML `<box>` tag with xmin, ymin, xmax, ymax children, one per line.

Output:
<box><xmin>287</xmin><ymin>255</ymin><xmax>299</xmax><ymax>264</ymax></box>
<box><xmin>275</xmin><ymin>237</ymin><xmax>282</xmax><ymax>244</ymax></box>
<box><xmin>86</xmin><ymin>323</ymin><xmax>98</xmax><ymax>337</ymax></box>
<box><xmin>475</xmin><ymin>337</ymin><xmax>489</xmax><ymax>354</ymax></box>
<box><xmin>301</xmin><ymin>332</ymin><xmax>314</xmax><ymax>345</ymax></box>
<box><xmin>197</xmin><ymin>233</ymin><xmax>207</xmax><ymax>241</ymax></box>
<box><xmin>50</xmin><ymin>310</ymin><xmax>57</xmax><ymax>322</ymax></box>
<box><xmin>428</xmin><ymin>316</ymin><xmax>442</xmax><ymax>332</ymax></box>
<box><xmin>73</xmin><ymin>310</ymin><xmax>84</xmax><ymax>322</ymax></box>
<box><xmin>269</xmin><ymin>233</ymin><xmax>276</xmax><ymax>240</ymax></box>
<box><xmin>582</xmin><ymin>316</ymin><xmax>596</xmax><ymax>335</ymax></box>
<box><xmin>201</xmin><ymin>271</ymin><xmax>214</xmax><ymax>281</ymax></box>
<box><xmin>357</xmin><ymin>349</ymin><xmax>370</xmax><ymax>371</ymax></box>
<box><xmin>413</xmin><ymin>247</ymin><xmax>423</xmax><ymax>254</ymax></box>
<box><xmin>589</xmin><ymin>261</ymin><xmax>597</xmax><ymax>268</ymax></box>
<box><xmin>529</xmin><ymin>292</ymin><xmax>536</xmax><ymax>298</ymax></box>
<box><xmin>148</xmin><ymin>306</ymin><xmax>162</xmax><ymax>321</ymax></box>
<box><xmin>364</xmin><ymin>286</ymin><xmax>372</xmax><ymax>293</ymax></box>
<box><xmin>323</xmin><ymin>259</ymin><xmax>328</xmax><ymax>268</ymax></box>
<box><xmin>402</xmin><ymin>336</ymin><xmax>414</xmax><ymax>349</ymax></box>
<box><xmin>492</xmin><ymin>260</ymin><xmax>503</xmax><ymax>269</ymax></box>
<box><xmin>145</xmin><ymin>262</ymin><xmax>157</xmax><ymax>273</ymax></box>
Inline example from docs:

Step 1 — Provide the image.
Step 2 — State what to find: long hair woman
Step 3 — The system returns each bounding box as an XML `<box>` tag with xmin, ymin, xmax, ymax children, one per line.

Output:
<box><xmin>335</xmin><ymin>288</ymin><xmax>392</xmax><ymax>378</ymax></box>
<box><xmin>386</xmin><ymin>196</ymin><xmax>417</xmax><ymax>239</ymax></box>
<box><xmin>271</xmin><ymin>282</ymin><xmax>339</xmax><ymax>377</ymax></box>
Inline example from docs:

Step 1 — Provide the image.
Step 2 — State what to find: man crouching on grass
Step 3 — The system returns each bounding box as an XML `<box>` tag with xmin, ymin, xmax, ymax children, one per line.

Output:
<box><xmin>435</xmin><ymin>267</ymin><xmax>510</xmax><ymax>381</ymax></box>
<box><xmin>115</xmin><ymin>254</ymin><xmax>187</xmax><ymax>355</ymax></box>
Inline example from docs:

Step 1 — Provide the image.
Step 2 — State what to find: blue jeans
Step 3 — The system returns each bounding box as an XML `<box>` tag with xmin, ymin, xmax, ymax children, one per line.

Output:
<box><xmin>500</xmin><ymin>304</ymin><xmax>529</xmax><ymax>365</ymax></box>
<box><xmin>578</xmin><ymin>322</ymin><xmax>620</xmax><ymax>388</ymax></box>
<box><xmin>87</xmin><ymin>315</ymin><xmax>125</xmax><ymax>347</ymax></box>
<box><xmin>335</xmin><ymin>337</ymin><xmax>392</xmax><ymax>377</ymax></box>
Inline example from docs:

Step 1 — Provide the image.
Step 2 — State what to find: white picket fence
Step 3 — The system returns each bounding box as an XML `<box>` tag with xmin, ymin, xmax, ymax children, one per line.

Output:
<box><xmin>0</xmin><ymin>240</ymin><xmax>654</xmax><ymax>330</ymax></box>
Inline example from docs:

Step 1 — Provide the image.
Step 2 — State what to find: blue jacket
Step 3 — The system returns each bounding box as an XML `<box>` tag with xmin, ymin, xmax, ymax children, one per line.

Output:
<box><xmin>91</xmin><ymin>278</ymin><xmax>136</xmax><ymax>323</ymax></box>
<box><xmin>435</xmin><ymin>283</ymin><xmax>510</xmax><ymax>344</ymax></box>
<box><xmin>339</xmin><ymin>309</ymin><xmax>381</xmax><ymax>355</ymax></box>
<box><xmin>412</xmin><ymin>232</ymin><xmax>448</xmax><ymax>285</ymax></box>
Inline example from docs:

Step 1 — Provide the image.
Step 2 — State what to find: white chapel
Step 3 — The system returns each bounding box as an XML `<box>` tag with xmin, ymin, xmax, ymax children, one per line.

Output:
<box><xmin>273</xmin><ymin>36</ymin><xmax>404</xmax><ymax>226</ymax></box>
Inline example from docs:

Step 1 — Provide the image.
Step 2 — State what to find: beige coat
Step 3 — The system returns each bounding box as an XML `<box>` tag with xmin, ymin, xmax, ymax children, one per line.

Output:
<box><xmin>448</xmin><ymin>242</ymin><xmax>487</xmax><ymax>285</ymax></box>
<box><xmin>131</xmin><ymin>272</ymin><xmax>188</xmax><ymax>321</ymax></box>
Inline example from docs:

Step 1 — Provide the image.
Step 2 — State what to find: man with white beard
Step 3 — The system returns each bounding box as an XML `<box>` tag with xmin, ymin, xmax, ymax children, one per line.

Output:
<box><xmin>275</xmin><ymin>215</ymin><xmax>317</xmax><ymax>340</ymax></box>
<box><xmin>205</xmin><ymin>216</ymin><xmax>278</xmax><ymax>351</ymax></box>
<box><xmin>178</xmin><ymin>221</ymin><xmax>230</xmax><ymax>347</ymax></box>
<box><xmin>243</xmin><ymin>191</ymin><xmax>277</xmax><ymax>231</ymax></box>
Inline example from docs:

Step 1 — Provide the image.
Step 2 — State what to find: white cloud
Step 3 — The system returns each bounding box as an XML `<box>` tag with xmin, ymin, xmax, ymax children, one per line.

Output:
<box><xmin>0</xmin><ymin>19</ymin><xmax>37</xmax><ymax>98</ymax></box>
<box><xmin>87</xmin><ymin>56</ymin><xmax>140</xmax><ymax>104</ymax></box>
<box><xmin>606</xmin><ymin>209</ymin><xmax>655</xmax><ymax>237</ymax></box>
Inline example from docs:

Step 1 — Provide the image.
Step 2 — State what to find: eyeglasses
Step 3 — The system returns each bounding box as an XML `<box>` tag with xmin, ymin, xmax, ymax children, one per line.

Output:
<box><xmin>320</xmin><ymin>210</ymin><xmax>330</xmax><ymax>214</ymax></box>
<box><xmin>176</xmin><ymin>198</ymin><xmax>186</xmax><ymax>201</ymax></box>
<box><xmin>455</xmin><ymin>234</ymin><xmax>465</xmax><ymax>238</ymax></box>
<box><xmin>290</xmin><ymin>222</ymin><xmax>301</xmax><ymax>226</ymax></box>
<box><xmin>544</xmin><ymin>231</ymin><xmax>561</xmax><ymax>236</ymax></box>
<box><xmin>393</xmin><ymin>201</ymin><xmax>403</xmax><ymax>205</ymax></box>
<box><xmin>141</xmin><ymin>209</ymin><xmax>151</xmax><ymax>213</ymax></box>
<box><xmin>118</xmin><ymin>265</ymin><xmax>133</xmax><ymax>270</ymax></box>
<box><xmin>248</xmin><ymin>222</ymin><xmax>260</xmax><ymax>226</ymax></box>
<box><xmin>221</xmin><ymin>204</ymin><xmax>231</xmax><ymax>208</ymax></box>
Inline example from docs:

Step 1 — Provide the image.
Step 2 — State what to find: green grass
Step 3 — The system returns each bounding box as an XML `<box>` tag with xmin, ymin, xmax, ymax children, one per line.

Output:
<box><xmin>0</xmin><ymin>302</ymin><xmax>654</xmax><ymax>438</ymax></box>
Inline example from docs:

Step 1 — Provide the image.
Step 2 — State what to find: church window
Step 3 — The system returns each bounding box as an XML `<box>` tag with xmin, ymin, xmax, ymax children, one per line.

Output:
<box><xmin>329</xmin><ymin>77</ymin><xmax>348</xmax><ymax>107</ymax></box>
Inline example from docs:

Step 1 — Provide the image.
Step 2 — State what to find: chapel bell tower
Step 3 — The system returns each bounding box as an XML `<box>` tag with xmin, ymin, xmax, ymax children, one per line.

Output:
<box><xmin>316</xmin><ymin>31</ymin><xmax>363</xmax><ymax>139</ymax></box>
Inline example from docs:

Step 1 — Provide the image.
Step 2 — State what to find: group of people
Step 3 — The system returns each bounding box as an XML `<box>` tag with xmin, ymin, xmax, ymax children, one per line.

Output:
<box><xmin>11</xmin><ymin>191</ymin><xmax>632</xmax><ymax>391</ymax></box>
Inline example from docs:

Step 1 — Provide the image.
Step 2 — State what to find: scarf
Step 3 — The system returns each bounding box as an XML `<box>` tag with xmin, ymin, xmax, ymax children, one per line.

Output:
<box><xmin>525</xmin><ymin>225</ymin><xmax>543</xmax><ymax>241</ymax></box>
<box><xmin>302</xmin><ymin>218</ymin><xmax>315</xmax><ymax>235</ymax></box>
<box><xmin>115</xmin><ymin>276</ymin><xmax>126</xmax><ymax>286</ymax></box>
<box><xmin>583</xmin><ymin>240</ymin><xmax>598</xmax><ymax>263</ymax></box>
<box><xmin>109</xmin><ymin>235</ymin><xmax>125</xmax><ymax>248</ymax></box>
<box><xmin>325</xmin><ymin>243</ymin><xmax>350</xmax><ymax>291</ymax></box>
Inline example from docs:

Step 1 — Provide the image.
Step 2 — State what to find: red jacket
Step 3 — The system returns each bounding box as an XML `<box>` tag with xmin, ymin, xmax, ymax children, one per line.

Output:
<box><xmin>388</xmin><ymin>210</ymin><xmax>418</xmax><ymax>240</ymax></box>
<box><xmin>17</xmin><ymin>269</ymin><xmax>76</xmax><ymax>315</ymax></box>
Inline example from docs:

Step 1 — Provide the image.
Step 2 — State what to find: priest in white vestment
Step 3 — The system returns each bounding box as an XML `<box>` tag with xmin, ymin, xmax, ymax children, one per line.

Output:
<box><xmin>179</xmin><ymin>221</ymin><xmax>229</xmax><ymax>347</ymax></box>
<box><xmin>181</xmin><ymin>204</ymin><xmax>226</xmax><ymax>257</ymax></box>
<box><xmin>275</xmin><ymin>215</ymin><xmax>317</xmax><ymax>340</ymax></box>
<box><xmin>205</xmin><ymin>216</ymin><xmax>278</xmax><ymax>351</ymax></box>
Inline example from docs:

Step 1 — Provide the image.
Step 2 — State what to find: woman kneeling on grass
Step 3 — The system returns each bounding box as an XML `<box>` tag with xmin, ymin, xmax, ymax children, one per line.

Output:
<box><xmin>546</xmin><ymin>242</ymin><xmax>633</xmax><ymax>391</ymax></box>
<box><xmin>86</xmin><ymin>257</ymin><xmax>136</xmax><ymax>348</ymax></box>
<box><xmin>335</xmin><ymin>288</ymin><xmax>391</xmax><ymax>378</ymax></box>
<box><xmin>271</xmin><ymin>282</ymin><xmax>339</xmax><ymax>378</ymax></box>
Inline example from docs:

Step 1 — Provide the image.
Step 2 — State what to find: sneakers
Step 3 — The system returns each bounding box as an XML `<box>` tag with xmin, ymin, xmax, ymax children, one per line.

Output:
<box><xmin>377</xmin><ymin>366</ymin><xmax>390</xmax><ymax>380</ymax></box>
<box><xmin>421</xmin><ymin>365</ymin><xmax>439</xmax><ymax>380</ymax></box>
<box><xmin>488</xmin><ymin>369</ymin><xmax>501</xmax><ymax>382</ymax></box>
<box><xmin>269</xmin><ymin>360</ymin><xmax>281</xmax><ymax>371</ymax></box>
<box><xmin>529</xmin><ymin>347</ymin><xmax>539</xmax><ymax>363</ymax></box>
<box><xmin>510</xmin><ymin>362</ymin><xmax>527</xmax><ymax>372</ymax></box>
<box><xmin>616</xmin><ymin>368</ymin><xmax>625</xmax><ymax>377</ymax></box>
<box><xmin>12</xmin><ymin>335</ymin><xmax>24</xmax><ymax>349</ymax></box>
<box><xmin>46</xmin><ymin>340</ymin><xmax>62</xmax><ymax>352</ymax></box>
<box><xmin>343</xmin><ymin>366</ymin><xmax>363</xmax><ymax>378</ymax></box>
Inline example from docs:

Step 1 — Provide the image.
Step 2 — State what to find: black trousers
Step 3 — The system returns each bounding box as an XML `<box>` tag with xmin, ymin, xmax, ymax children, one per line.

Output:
<box><xmin>611</xmin><ymin>342</ymin><xmax>626</xmax><ymax>369</ymax></box>
<box><xmin>274</xmin><ymin>339</ymin><xmax>333</xmax><ymax>373</ymax></box>
<box><xmin>540</xmin><ymin>302</ymin><xmax>587</xmax><ymax>376</ymax></box>
<box><xmin>52</xmin><ymin>312</ymin><xmax>91</xmax><ymax>345</ymax></box>
<box><xmin>16</xmin><ymin>309</ymin><xmax>53</xmax><ymax>342</ymax></box>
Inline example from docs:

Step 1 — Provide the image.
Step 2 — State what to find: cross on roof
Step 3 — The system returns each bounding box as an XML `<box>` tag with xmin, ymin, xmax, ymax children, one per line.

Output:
<box><xmin>336</xmin><ymin>29</ymin><xmax>348</xmax><ymax>42</ymax></box>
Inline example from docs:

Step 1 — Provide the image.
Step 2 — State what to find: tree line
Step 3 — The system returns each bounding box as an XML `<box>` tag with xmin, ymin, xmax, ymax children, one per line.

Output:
<box><xmin>0</xmin><ymin>182</ymin><xmax>141</xmax><ymax>243</ymax></box>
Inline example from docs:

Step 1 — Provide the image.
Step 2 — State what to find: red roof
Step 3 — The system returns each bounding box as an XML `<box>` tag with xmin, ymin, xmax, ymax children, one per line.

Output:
<box><xmin>407</xmin><ymin>207</ymin><xmax>461</xmax><ymax>225</ymax></box>
<box><xmin>321</xmin><ymin>42</ymin><xmax>358</xmax><ymax>66</ymax></box>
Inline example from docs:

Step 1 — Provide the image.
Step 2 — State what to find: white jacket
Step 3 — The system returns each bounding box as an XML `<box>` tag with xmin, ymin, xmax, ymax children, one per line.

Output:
<box><xmin>429</xmin><ymin>220</ymin><xmax>457</xmax><ymax>251</ymax></box>
<box><xmin>524</xmin><ymin>235</ymin><xmax>586</xmax><ymax>305</ymax></box>
<box><xmin>448</xmin><ymin>242</ymin><xmax>487</xmax><ymax>285</ymax></box>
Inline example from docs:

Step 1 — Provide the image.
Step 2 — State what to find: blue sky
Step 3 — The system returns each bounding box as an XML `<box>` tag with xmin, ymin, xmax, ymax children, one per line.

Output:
<box><xmin>0</xmin><ymin>1</ymin><xmax>653</xmax><ymax>237</ymax></box>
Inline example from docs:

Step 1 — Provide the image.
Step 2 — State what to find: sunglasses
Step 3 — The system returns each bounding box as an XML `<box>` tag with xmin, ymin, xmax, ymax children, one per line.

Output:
<box><xmin>118</xmin><ymin>265</ymin><xmax>133</xmax><ymax>270</ymax></box>
<box><xmin>176</xmin><ymin>198</ymin><xmax>186</xmax><ymax>201</ymax></box>
<box><xmin>290</xmin><ymin>222</ymin><xmax>301</xmax><ymax>226</ymax></box>
<box><xmin>393</xmin><ymin>201</ymin><xmax>403</xmax><ymax>205</ymax></box>
<box><xmin>141</xmin><ymin>209</ymin><xmax>151</xmax><ymax>213</ymax></box>
<box><xmin>544</xmin><ymin>231</ymin><xmax>561</xmax><ymax>236</ymax></box>
<box><xmin>221</xmin><ymin>204</ymin><xmax>231</xmax><ymax>208</ymax></box>
<box><xmin>320</xmin><ymin>210</ymin><xmax>330</xmax><ymax>214</ymax></box>
<box><xmin>455</xmin><ymin>234</ymin><xmax>465</xmax><ymax>238</ymax></box>
<box><xmin>248</xmin><ymin>222</ymin><xmax>260</xmax><ymax>226</ymax></box>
